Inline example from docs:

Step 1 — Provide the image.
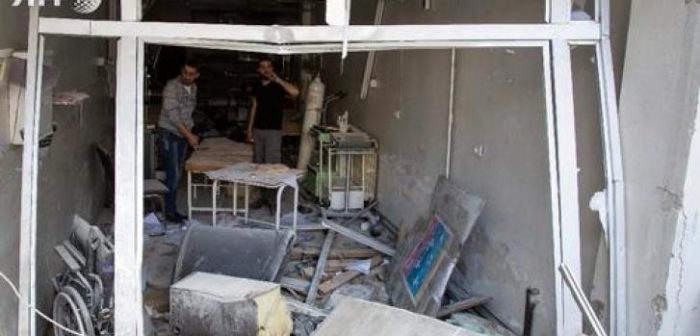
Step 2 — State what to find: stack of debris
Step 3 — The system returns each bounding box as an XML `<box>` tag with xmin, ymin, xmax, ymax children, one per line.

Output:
<box><xmin>158</xmin><ymin>175</ymin><xmax>517</xmax><ymax>336</ymax></box>
<box><xmin>273</xmin><ymin>176</ymin><xmax>515</xmax><ymax>335</ymax></box>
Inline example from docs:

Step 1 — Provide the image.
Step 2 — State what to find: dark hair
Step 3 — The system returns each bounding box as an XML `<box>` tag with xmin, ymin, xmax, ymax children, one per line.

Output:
<box><xmin>183</xmin><ymin>58</ymin><xmax>200</xmax><ymax>69</ymax></box>
<box><xmin>258</xmin><ymin>56</ymin><xmax>274</xmax><ymax>67</ymax></box>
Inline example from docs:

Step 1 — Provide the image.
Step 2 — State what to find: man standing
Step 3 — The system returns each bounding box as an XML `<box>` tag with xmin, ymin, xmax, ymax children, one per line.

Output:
<box><xmin>159</xmin><ymin>59</ymin><xmax>200</xmax><ymax>223</ymax></box>
<box><xmin>247</xmin><ymin>57</ymin><xmax>300</xmax><ymax>208</ymax></box>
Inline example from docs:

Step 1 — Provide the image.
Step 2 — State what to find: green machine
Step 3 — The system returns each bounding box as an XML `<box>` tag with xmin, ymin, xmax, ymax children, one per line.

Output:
<box><xmin>304</xmin><ymin>125</ymin><xmax>378</xmax><ymax>217</ymax></box>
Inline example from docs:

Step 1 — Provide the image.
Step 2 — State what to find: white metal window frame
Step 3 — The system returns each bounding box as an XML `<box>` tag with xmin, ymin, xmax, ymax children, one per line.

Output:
<box><xmin>17</xmin><ymin>0</ymin><xmax>626</xmax><ymax>335</ymax></box>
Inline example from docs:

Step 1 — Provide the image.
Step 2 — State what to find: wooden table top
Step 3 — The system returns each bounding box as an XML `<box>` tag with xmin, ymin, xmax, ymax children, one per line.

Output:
<box><xmin>185</xmin><ymin>137</ymin><xmax>253</xmax><ymax>172</ymax></box>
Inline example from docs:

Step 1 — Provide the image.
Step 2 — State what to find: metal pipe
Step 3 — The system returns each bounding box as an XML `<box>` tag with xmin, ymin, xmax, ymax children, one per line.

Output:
<box><xmin>523</xmin><ymin>287</ymin><xmax>540</xmax><ymax>336</ymax></box>
<box><xmin>445</xmin><ymin>48</ymin><xmax>456</xmax><ymax>178</ymax></box>
<box><xmin>559</xmin><ymin>264</ymin><xmax>608</xmax><ymax>336</ymax></box>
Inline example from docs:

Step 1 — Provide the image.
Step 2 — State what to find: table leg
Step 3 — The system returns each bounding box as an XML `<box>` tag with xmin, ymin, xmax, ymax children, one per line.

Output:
<box><xmin>187</xmin><ymin>172</ymin><xmax>192</xmax><ymax>220</ymax></box>
<box><xmin>233</xmin><ymin>182</ymin><xmax>238</xmax><ymax>216</ymax></box>
<box><xmin>276</xmin><ymin>186</ymin><xmax>284</xmax><ymax>231</ymax></box>
<box><xmin>293</xmin><ymin>186</ymin><xmax>299</xmax><ymax>233</ymax></box>
<box><xmin>244</xmin><ymin>185</ymin><xmax>250</xmax><ymax>224</ymax></box>
<box><xmin>212</xmin><ymin>180</ymin><xmax>217</xmax><ymax>226</ymax></box>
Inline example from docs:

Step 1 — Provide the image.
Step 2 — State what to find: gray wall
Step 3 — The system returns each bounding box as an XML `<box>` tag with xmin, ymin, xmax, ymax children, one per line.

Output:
<box><xmin>619</xmin><ymin>1</ymin><xmax>700</xmax><ymax>335</ymax></box>
<box><xmin>322</xmin><ymin>0</ymin><xmax>629</xmax><ymax>334</ymax></box>
<box><xmin>323</xmin><ymin>2</ymin><xmax>550</xmax><ymax>335</ymax></box>
<box><xmin>0</xmin><ymin>4</ymin><xmax>112</xmax><ymax>335</ymax></box>
<box><xmin>449</xmin><ymin>47</ymin><xmax>553</xmax><ymax>333</ymax></box>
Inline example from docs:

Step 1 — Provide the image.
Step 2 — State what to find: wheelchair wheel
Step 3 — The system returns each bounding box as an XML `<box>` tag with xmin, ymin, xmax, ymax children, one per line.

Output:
<box><xmin>52</xmin><ymin>286</ymin><xmax>95</xmax><ymax>336</ymax></box>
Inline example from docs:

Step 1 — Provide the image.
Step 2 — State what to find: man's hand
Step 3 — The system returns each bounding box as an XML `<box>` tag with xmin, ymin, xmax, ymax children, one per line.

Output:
<box><xmin>186</xmin><ymin>134</ymin><xmax>200</xmax><ymax>148</ymax></box>
<box><xmin>266</xmin><ymin>71</ymin><xmax>279</xmax><ymax>83</ymax></box>
<box><xmin>246</xmin><ymin>130</ymin><xmax>254</xmax><ymax>143</ymax></box>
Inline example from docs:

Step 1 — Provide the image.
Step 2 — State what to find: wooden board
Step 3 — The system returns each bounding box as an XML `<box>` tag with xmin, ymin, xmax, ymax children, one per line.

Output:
<box><xmin>436</xmin><ymin>296</ymin><xmax>492</xmax><ymax>318</ymax></box>
<box><xmin>318</xmin><ymin>255</ymin><xmax>383</xmax><ymax>295</ymax></box>
<box><xmin>185</xmin><ymin>137</ymin><xmax>253</xmax><ymax>172</ymax></box>
<box><xmin>306</xmin><ymin>231</ymin><xmax>336</xmax><ymax>303</ymax></box>
<box><xmin>290</xmin><ymin>247</ymin><xmax>379</xmax><ymax>261</ymax></box>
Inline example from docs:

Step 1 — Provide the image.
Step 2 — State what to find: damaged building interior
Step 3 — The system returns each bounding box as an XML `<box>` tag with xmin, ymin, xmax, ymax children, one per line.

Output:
<box><xmin>2</xmin><ymin>0</ymin><xmax>700</xmax><ymax>335</ymax></box>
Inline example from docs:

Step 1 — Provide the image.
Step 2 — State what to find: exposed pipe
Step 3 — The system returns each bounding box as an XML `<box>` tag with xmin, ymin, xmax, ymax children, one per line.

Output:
<box><xmin>523</xmin><ymin>287</ymin><xmax>540</xmax><ymax>336</ymax></box>
<box><xmin>445</xmin><ymin>48</ymin><xmax>456</xmax><ymax>178</ymax></box>
<box><xmin>560</xmin><ymin>264</ymin><xmax>608</xmax><ymax>336</ymax></box>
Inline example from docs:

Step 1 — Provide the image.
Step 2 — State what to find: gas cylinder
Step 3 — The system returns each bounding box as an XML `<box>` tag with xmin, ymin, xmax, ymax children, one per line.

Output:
<box><xmin>297</xmin><ymin>75</ymin><xmax>326</xmax><ymax>169</ymax></box>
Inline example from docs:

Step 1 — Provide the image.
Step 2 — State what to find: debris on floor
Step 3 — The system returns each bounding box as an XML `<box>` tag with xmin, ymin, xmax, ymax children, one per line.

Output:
<box><xmin>139</xmin><ymin>176</ymin><xmax>512</xmax><ymax>335</ymax></box>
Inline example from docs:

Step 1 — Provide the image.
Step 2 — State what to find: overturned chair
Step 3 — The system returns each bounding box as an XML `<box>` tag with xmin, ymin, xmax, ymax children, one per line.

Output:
<box><xmin>173</xmin><ymin>225</ymin><xmax>296</xmax><ymax>283</ymax></box>
<box><xmin>170</xmin><ymin>225</ymin><xmax>296</xmax><ymax>336</ymax></box>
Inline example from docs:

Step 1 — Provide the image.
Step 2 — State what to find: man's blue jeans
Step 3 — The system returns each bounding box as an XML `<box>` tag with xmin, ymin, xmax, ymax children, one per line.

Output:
<box><xmin>159</xmin><ymin>129</ymin><xmax>188</xmax><ymax>217</ymax></box>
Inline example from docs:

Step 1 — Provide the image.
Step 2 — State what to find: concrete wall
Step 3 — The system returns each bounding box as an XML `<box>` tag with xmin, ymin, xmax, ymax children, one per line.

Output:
<box><xmin>0</xmin><ymin>4</ymin><xmax>112</xmax><ymax>335</ymax></box>
<box><xmin>323</xmin><ymin>2</ymin><xmax>551</xmax><ymax>334</ymax></box>
<box><xmin>449</xmin><ymin>47</ymin><xmax>553</xmax><ymax>334</ymax></box>
<box><xmin>322</xmin><ymin>1</ymin><xmax>630</xmax><ymax>334</ymax></box>
<box><xmin>619</xmin><ymin>1</ymin><xmax>700</xmax><ymax>335</ymax></box>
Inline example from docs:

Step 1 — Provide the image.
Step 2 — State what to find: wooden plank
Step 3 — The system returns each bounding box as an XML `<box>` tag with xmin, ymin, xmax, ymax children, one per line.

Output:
<box><xmin>322</xmin><ymin>220</ymin><xmax>395</xmax><ymax>256</ymax></box>
<box><xmin>302</xmin><ymin>258</ymin><xmax>371</xmax><ymax>277</ymax></box>
<box><xmin>290</xmin><ymin>247</ymin><xmax>379</xmax><ymax>260</ymax></box>
<box><xmin>318</xmin><ymin>255</ymin><xmax>383</xmax><ymax>295</ymax></box>
<box><xmin>281</xmin><ymin>276</ymin><xmax>310</xmax><ymax>294</ymax></box>
<box><xmin>185</xmin><ymin>137</ymin><xmax>253</xmax><ymax>172</ymax></box>
<box><xmin>286</xmin><ymin>298</ymin><xmax>328</xmax><ymax>318</ymax></box>
<box><xmin>436</xmin><ymin>296</ymin><xmax>492</xmax><ymax>318</ymax></box>
<box><xmin>306</xmin><ymin>231</ymin><xmax>336</xmax><ymax>303</ymax></box>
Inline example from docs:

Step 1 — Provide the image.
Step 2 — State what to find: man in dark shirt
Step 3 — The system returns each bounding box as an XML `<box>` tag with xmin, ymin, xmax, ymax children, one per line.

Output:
<box><xmin>247</xmin><ymin>57</ymin><xmax>299</xmax><ymax>209</ymax></box>
<box><xmin>247</xmin><ymin>57</ymin><xmax>300</xmax><ymax>163</ymax></box>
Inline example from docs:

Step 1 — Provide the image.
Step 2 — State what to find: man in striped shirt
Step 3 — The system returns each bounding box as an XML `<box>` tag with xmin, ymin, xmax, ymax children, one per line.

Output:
<box><xmin>158</xmin><ymin>59</ymin><xmax>200</xmax><ymax>223</ymax></box>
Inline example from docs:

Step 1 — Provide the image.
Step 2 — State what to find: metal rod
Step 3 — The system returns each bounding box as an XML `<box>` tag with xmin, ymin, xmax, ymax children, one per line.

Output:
<box><xmin>559</xmin><ymin>264</ymin><xmax>608</xmax><ymax>336</ymax></box>
<box><xmin>445</xmin><ymin>48</ymin><xmax>456</xmax><ymax>178</ymax></box>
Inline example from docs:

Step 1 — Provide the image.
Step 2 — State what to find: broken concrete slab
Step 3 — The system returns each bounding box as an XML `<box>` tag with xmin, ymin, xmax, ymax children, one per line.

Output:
<box><xmin>170</xmin><ymin>272</ymin><xmax>293</xmax><ymax>336</ymax></box>
<box><xmin>313</xmin><ymin>298</ymin><xmax>477</xmax><ymax>336</ymax></box>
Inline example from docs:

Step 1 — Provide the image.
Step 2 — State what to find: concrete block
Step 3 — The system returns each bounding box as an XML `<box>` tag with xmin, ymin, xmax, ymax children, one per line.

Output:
<box><xmin>170</xmin><ymin>272</ymin><xmax>292</xmax><ymax>336</ymax></box>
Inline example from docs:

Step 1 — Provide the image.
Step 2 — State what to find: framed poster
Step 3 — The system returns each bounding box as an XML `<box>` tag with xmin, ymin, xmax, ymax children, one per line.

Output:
<box><xmin>400</xmin><ymin>215</ymin><xmax>453</xmax><ymax>303</ymax></box>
